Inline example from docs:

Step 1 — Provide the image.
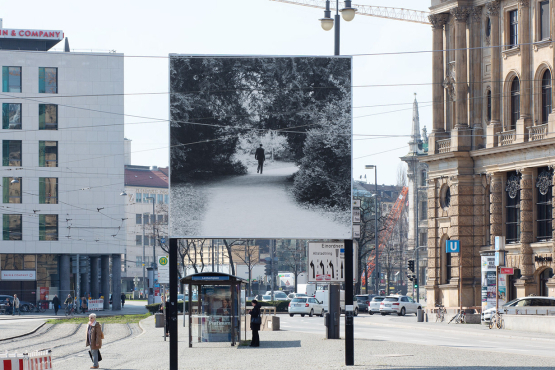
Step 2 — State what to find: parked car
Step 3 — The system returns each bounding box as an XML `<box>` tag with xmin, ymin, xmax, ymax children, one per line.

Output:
<box><xmin>379</xmin><ymin>295</ymin><xmax>421</xmax><ymax>316</ymax></box>
<box><xmin>0</xmin><ymin>295</ymin><xmax>33</xmax><ymax>313</ymax></box>
<box><xmin>356</xmin><ymin>294</ymin><xmax>377</xmax><ymax>313</ymax></box>
<box><xmin>287</xmin><ymin>293</ymin><xmax>308</xmax><ymax>300</ymax></box>
<box><xmin>369</xmin><ymin>296</ymin><xmax>385</xmax><ymax>315</ymax></box>
<box><xmin>262</xmin><ymin>291</ymin><xmax>289</xmax><ymax>301</ymax></box>
<box><xmin>288</xmin><ymin>297</ymin><xmax>325</xmax><ymax>317</ymax></box>
<box><xmin>261</xmin><ymin>295</ymin><xmax>272</xmax><ymax>302</ymax></box>
<box><xmin>481</xmin><ymin>296</ymin><xmax>555</xmax><ymax>321</ymax></box>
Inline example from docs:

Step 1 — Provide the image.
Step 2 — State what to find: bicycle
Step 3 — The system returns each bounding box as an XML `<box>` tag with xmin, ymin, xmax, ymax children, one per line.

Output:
<box><xmin>32</xmin><ymin>302</ymin><xmax>46</xmax><ymax>313</ymax></box>
<box><xmin>488</xmin><ymin>310</ymin><xmax>504</xmax><ymax>329</ymax></box>
<box><xmin>435</xmin><ymin>304</ymin><xmax>446</xmax><ymax>322</ymax></box>
<box><xmin>65</xmin><ymin>304</ymin><xmax>75</xmax><ymax>317</ymax></box>
<box><xmin>448</xmin><ymin>309</ymin><xmax>466</xmax><ymax>324</ymax></box>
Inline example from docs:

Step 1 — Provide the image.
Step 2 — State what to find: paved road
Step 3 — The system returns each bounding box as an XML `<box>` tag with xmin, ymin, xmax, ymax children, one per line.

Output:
<box><xmin>280</xmin><ymin>313</ymin><xmax>555</xmax><ymax>358</ymax></box>
<box><xmin>199</xmin><ymin>161</ymin><xmax>350</xmax><ymax>239</ymax></box>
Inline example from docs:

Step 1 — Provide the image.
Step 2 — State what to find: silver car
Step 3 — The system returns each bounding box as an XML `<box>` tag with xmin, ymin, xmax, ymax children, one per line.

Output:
<box><xmin>288</xmin><ymin>297</ymin><xmax>325</xmax><ymax>317</ymax></box>
<box><xmin>379</xmin><ymin>295</ymin><xmax>421</xmax><ymax>316</ymax></box>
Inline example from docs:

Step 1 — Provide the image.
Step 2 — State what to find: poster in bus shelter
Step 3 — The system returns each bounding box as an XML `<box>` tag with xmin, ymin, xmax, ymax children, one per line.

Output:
<box><xmin>169</xmin><ymin>55</ymin><xmax>352</xmax><ymax>239</ymax></box>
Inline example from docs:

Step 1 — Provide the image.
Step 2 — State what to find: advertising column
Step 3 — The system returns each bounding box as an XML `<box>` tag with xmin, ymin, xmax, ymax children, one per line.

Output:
<box><xmin>481</xmin><ymin>251</ymin><xmax>496</xmax><ymax>312</ymax></box>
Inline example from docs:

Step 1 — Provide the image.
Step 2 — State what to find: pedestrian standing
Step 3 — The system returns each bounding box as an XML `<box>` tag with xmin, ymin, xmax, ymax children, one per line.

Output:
<box><xmin>121</xmin><ymin>293</ymin><xmax>126</xmax><ymax>308</ymax></box>
<box><xmin>86</xmin><ymin>313</ymin><xmax>104</xmax><ymax>369</ymax></box>
<box><xmin>52</xmin><ymin>295</ymin><xmax>60</xmax><ymax>315</ymax></box>
<box><xmin>249</xmin><ymin>299</ymin><xmax>261</xmax><ymax>347</ymax></box>
<box><xmin>12</xmin><ymin>294</ymin><xmax>20</xmax><ymax>316</ymax></box>
<box><xmin>81</xmin><ymin>297</ymin><xmax>88</xmax><ymax>314</ymax></box>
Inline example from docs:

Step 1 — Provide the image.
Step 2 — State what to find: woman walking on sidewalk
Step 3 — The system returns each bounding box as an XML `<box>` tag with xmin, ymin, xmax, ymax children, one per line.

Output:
<box><xmin>86</xmin><ymin>313</ymin><xmax>104</xmax><ymax>369</ymax></box>
<box><xmin>249</xmin><ymin>299</ymin><xmax>261</xmax><ymax>347</ymax></box>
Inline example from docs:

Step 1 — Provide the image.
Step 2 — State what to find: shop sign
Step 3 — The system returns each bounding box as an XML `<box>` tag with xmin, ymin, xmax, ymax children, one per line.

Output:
<box><xmin>1</xmin><ymin>270</ymin><xmax>36</xmax><ymax>281</ymax></box>
<box><xmin>500</xmin><ymin>267</ymin><xmax>514</xmax><ymax>275</ymax></box>
<box><xmin>0</xmin><ymin>29</ymin><xmax>63</xmax><ymax>40</ymax></box>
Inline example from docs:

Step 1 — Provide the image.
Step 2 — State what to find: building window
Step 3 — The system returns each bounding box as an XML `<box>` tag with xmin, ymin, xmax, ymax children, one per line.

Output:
<box><xmin>39</xmin><ymin>105</ymin><xmax>58</xmax><ymax>130</ymax></box>
<box><xmin>39</xmin><ymin>67</ymin><xmax>58</xmax><ymax>94</ymax></box>
<box><xmin>2</xmin><ymin>103</ymin><xmax>22</xmax><ymax>129</ymax></box>
<box><xmin>505</xmin><ymin>171</ymin><xmax>521</xmax><ymax>243</ymax></box>
<box><xmin>2</xmin><ymin>67</ymin><xmax>22</xmax><ymax>92</ymax></box>
<box><xmin>440</xmin><ymin>185</ymin><xmax>451</xmax><ymax>209</ymax></box>
<box><xmin>164</xmin><ymin>194</ymin><xmax>169</xmax><ymax>204</ymax></box>
<box><xmin>143</xmin><ymin>214</ymin><xmax>149</xmax><ymax>224</ymax></box>
<box><xmin>3</xmin><ymin>214</ymin><xmax>22</xmax><ymax>240</ymax></box>
<box><xmin>39</xmin><ymin>214</ymin><xmax>58</xmax><ymax>241</ymax></box>
<box><xmin>540</xmin><ymin>1</ymin><xmax>550</xmax><ymax>41</ymax></box>
<box><xmin>157</xmin><ymin>215</ymin><xmax>163</xmax><ymax>223</ymax></box>
<box><xmin>150</xmin><ymin>194</ymin><xmax>156</xmax><ymax>203</ymax></box>
<box><xmin>510</xmin><ymin>78</ymin><xmax>520</xmax><ymax>130</ymax></box>
<box><xmin>3</xmin><ymin>177</ymin><xmax>22</xmax><ymax>203</ymax></box>
<box><xmin>39</xmin><ymin>178</ymin><xmax>58</xmax><ymax>204</ymax></box>
<box><xmin>420</xmin><ymin>170</ymin><xmax>427</xmax><ymax>187</ymax></box>
<box><xmin>445</xmin><ymin>249</ymin><xmax>452</xmax><ymax>283</ymax></box>
<box><xmin>487</xmin><ymin>90</ymin><xmax>492</xmax><ymax>122</ymax></box>
<box><xmin>486</xmin><ymin>17</ymin><xmax>491</xmax><ymax>38</ymax></box>
<box><xmin>164</xmin><ymin>215</ymin><xmax>168</xmax><ymax>224</ymax></box>
<box><xmin>420</xmin><ymin>201</ymin><xmax>427</xmax><ymax>220</ymax></box>
<box><xmin>150</xmin><ymin>214</ymin><xmax>156</xmax><ymax>224</ymax></box>
<box><xmin>509</xmin><ymin>10</ymin><xmax>518</xmax><ymax>48</ymax></box>
<box><xmin>39</xmin><ymin>141</ymin><xmax>58</xmax><ymax>167</ymax></box>
<box><xmin>151</xmin><ymin>236</ymin><xmax>156</xmax><ymax>246</ymax></box>
<box><xmin>136</xmin><ymin>214</ymin><xmax>142</xmax><ymax>224</ymax></box>
<box><xmin>419</xmin><ymin>232</ymin><xmax>427</xmax><ymax>248</ymax></box>
<box><xmin>136</xmin><ymin>193</ymin><xmax>142</xmax><ymax>203</ymax></box>
<box><xmin>2</xmin><ymin>140</ymin><xmax>22</xmax><ymax>166</ymax></box>
<box><xmin>144</xmin><ymin>236</ymin><xmax>149</xmax><ymax>246</ymax></box>
<box><xmin>136</xmin><ymin>235</ymin><xmax>142</xmax><ymax>245</ymax></box>
<box><xmin>536</xmin><ymin>168</ymin><xmax>553</xmax><ymax>241</ymax></box>
<box><xmin>542</xmin><ymin>70</ymin><xmax>552</xmax><ymax>124</ymax></box>
<box><xmin>157</xmin><ymin>194</ymin><xmax>163</xmax><ymax>204</ymax></box>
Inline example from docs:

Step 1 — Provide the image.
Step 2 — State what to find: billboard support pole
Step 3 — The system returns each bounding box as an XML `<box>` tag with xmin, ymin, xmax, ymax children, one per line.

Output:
<box><xmin>344</xmin><ymin>239</ymin><xmax>354</xmax><ymax>366</ymax></box>
<box><xmin>169</xmin><ymin>238</ymin><xmax>178</xmax><ymax>370</ymax></box>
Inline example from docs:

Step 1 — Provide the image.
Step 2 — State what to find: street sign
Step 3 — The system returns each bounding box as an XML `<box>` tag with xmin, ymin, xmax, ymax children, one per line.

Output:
<box><xmin>307</xmin><ymin>242</ymin><xmax>357</xmax><ymax>283</ymax></box>
<box><xmin>495</xmin><ymin>251</ymin><xmax>505</xmax><ymax>267</ymax></box>
<box><xmin>446</xmin><ymin>240</ymin><xmax>460</xmax><ymax>253</ymax></box>
<box><xmin>353</xmin><ymin>209</ymin><xmax>361</xmax><ymax>223</ymax></box>
<box><xmin>157</xmin><ymin>256</ymin><xmax>169</xmax><ymax>284</ymax></box>
<box><xmin>160</xmin><ymin>237</ymin><xmax>166</xmax><ymax>244</ymax></box>
<box><xmin>352</xmin><ymin>199</ymin><xmax>361</xmax><ymax>208</ymax></box>
<box><xmin>500</xmin><ymin>267</ymin><xmax>514</xmax><ymax>275</ymax></box>
<box><xmin>352</xmin><ymin>224</ymin><xmax>361</xmax><ymax>238</ymax></box>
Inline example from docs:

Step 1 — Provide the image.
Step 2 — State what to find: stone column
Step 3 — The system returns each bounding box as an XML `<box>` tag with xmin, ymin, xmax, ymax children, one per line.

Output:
<box><xmin>489</xmin><ymin>173</ymin><xmax>503</xmax><ymax>246</ymax></box>
<box><xmin>516</xmin><ymin>0</ymin><xmax>532</xmax><ymax>143</ymax></box>
<box><xmin>425</xmin><ymin>178</ymin><xmax>440</xmax><ymax>304</ymax></box>
<box><xmin>486</xmin><ymin>1</ymin><xmax>502</xmax><ymax>147</ymax></box>
<box><xmin>59</xmin><ymin>254</ymin><xmax>71</xmax><ymax>299</ymax></box>
<box><xmin>82</xmin><ymin>257</ymin><xmax>90</xmax><ymax>298</ymax></box>
<box><xmin>450</xmin><ymin>6</ymin><xmax>472</xmax><ymax>151</ymax></box>
<box><xmin>101</xmin><ymin>255</ymin><xmax>110</xmax><ymax>310</ymax></box>
<box><xmin>547</xmin><ymin>171</ymin><xmax>555</xmax><ymax>296</ymax></box>
<box><xmin>90</xmin><ymin>256</ymin><xmax>100</xmax><ymax>299</ymax></box>
<box><xmin>469</xmin><ymin>7</ymin><xmax>484</xmax><ymax>150</ymax></box>
<box><xmin>550</xmin><ymin>0</ymin><xmax>555</xmax><ymax>137</ymax></box>
<box><xmin>111</xmin><ymin>254</ymin><xmax>122</xmax><ymax>311</ymax></box>
<box><xmin>516</xmin><ymin>169</ymin><xmax>537</xmax><ymax>296</ymax></box>
<box><xmin>428</xmin><ymin>13</ymin><xmax>449</xmax><ymax>154</ymax></box>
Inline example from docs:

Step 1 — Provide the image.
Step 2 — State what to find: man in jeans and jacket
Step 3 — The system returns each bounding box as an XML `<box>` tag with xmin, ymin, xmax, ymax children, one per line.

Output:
<box><xmin>86</xmin><ymin>313</ymin><xmax>104</xmax><ymax>369</ymax></box>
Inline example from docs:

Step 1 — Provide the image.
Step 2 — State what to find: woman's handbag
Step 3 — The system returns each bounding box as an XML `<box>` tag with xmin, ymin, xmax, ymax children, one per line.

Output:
<box><xmin>251</xmin><ymin>316</ymin><xmax>261</xmax><ymax>325</ymax></box>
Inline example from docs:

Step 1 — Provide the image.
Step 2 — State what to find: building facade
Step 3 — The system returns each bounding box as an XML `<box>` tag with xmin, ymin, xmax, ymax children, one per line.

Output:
<box><xmin>0</xmin><ymin>20</ymin><xmax>125</xmax><ymax>309</ymax></box>
<box><xmin>426</xmin><ymin>0</ymin><xmax>555</xmax><ymax>307</ymax></box>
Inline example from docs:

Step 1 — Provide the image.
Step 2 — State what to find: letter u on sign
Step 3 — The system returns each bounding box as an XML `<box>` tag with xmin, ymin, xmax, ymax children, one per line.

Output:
<box><xmin>446</xmin><ymin>240</ymin><xmax>460</xmax><ymax>253</ymax></box>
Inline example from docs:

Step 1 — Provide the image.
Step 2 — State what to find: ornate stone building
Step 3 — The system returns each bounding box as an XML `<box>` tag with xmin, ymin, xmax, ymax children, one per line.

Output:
<box><xmin>425</xmin><ymin>0</ymin><xmax>555</xmax><ymax>307</ymax></box>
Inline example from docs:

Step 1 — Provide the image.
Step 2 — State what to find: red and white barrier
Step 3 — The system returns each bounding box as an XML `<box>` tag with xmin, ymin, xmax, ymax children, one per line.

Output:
<box><xmin>0</xmin><ymin>350</ymin><xmax>52</xmax><ymax>370</ymax></box>
<box><xmin>87</xmin><ymin>299</ymin><xmax>104</xmax><ymax>311</ymax></box>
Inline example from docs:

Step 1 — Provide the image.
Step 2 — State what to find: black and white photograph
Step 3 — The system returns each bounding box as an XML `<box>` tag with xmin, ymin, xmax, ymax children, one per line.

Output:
<box><xmin>170</xmin><ymin>55</ymin><xmax>352</xmax><ymax>239</ymax></box>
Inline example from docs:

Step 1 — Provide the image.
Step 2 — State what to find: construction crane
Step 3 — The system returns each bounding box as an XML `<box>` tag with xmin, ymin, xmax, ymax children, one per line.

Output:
<box><xmin>361</xmin><ymin>186</ymin><xmax>408</xmax><ymax>287</ymax></box>
<box><xmin>269</xmin><ymin>0</ymin><xmax>430</xmax><ymax>25</ymax></box>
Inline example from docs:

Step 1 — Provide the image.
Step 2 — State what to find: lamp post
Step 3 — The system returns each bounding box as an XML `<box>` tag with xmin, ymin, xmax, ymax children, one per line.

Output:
<box><xmin>319</xmin><ymin>0</ymin><xmax>357</xmax><ymax>56</ymax></box>
<box><xmin>365</xmin><ymin>165</ymin><xmax>379</xmax><ymax>294</ymax></box>
<box><xmin>145</xmin><ymin>196</ymin><xmax>156</xmax><ymax>270</ymax></box>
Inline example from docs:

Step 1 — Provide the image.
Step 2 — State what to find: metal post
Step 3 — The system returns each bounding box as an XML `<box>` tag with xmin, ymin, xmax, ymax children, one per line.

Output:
<box><xmin>334</xmin><ymin>0</ymin><xmax>340</xmax><ymax>56</ymax></box>
<box><xmin>460</xmin><ymin>249</ymin><xmax>463</xmax><ymax>314</ymax></box>
<box><xmin>169</xmin><ymin>239</ymin><xmax>178</xmax><ymax>370</ymax></box>
<box><xmin>374</xmin><ymin>168</ymin><xmax>379</xmax><ymax>294</ymax></box>
<box><xmin>344</xmin><ymin>239</ymin><xmax>354</xmax><ymax>366</ymax></box>
<box><xmin>142</xmin><ymin>214</ymin><xmax>146</xmax><ymax>298</ymax></box>
<box><xmin>75</xmin><ymin>254</ymin><xmax>80</xmax><ymax>313</ymax></box>
<box><xmin>415</xmin><ymin>189</ymin><xmax>420</xmax><ymax>302</ymax></box>
<box><xmin>271</xmin><ymin>240</ymin><xmax>275</xmax><ymax>301</ymax></box>
<box><xmin>152</xmin><ymin>200</ymin><xmax>156</xmax><ymax>271</ymax></box>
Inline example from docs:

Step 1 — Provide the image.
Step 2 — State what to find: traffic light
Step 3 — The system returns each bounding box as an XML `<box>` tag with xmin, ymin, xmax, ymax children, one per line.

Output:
<box><xmin>264</xmin><ymin>262</ymin><xmax>272</xmax><ymax>276</ymax></box>
<box><xmin>407</xmin><ymin>274</ymin><xmax>414</xmax><ymax>282</ymax></box>
<box><xmin>408</xmin><ymin>260</ymin><xmax>415</xmax><ymax>272</ymax></box>
<box><xmin>413</xmin><ymin>278</ymin><xmax>418</xmax><ymax>289</ymax></box>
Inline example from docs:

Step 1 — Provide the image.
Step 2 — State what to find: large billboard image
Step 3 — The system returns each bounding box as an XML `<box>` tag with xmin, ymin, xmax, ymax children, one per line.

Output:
<box><xmin>169</xmin><ymin>55</ymin><xmax>352</xmax><ymax>239</ymax></box>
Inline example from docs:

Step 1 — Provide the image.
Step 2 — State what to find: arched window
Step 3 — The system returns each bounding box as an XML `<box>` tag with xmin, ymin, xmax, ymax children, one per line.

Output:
<box><xmin>487</xmin><ymin>90</ymin><xmax>492</xmax><ymax>122</ymax></box>
<box><xmin>542</xmin><ymin>69</ymin><xmax>552</xmax><ymax>124</ymax></box>
<box><xmin>510</xmin><ymin>78</ymin><xmax>520</xmax><ymax>130</ymax></box>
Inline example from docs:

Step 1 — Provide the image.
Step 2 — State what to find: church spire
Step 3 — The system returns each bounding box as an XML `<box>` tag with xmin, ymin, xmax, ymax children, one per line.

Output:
<box><xmin>408</xmin><ymin>93</ymin><xmax>421</xmax><ymax>154</ymax></box>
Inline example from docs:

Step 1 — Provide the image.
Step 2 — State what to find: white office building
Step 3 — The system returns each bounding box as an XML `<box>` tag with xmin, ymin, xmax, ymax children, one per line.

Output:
<box><xmin>0</xmin><ymin>19</ymin><xmax>125</xmax><ymax>310</ymax></box>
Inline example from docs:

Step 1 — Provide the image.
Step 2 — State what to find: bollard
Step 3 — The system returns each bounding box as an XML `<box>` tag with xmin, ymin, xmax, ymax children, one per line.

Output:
<box><xmin>417</xmin><ymin>308</ymin><xmax>424</xmax><ymax>322</ymax></box>
<box><xmin>155</xmin><ymin>313</ymin><xmax>164</xmax><ymax>328</ymax></box>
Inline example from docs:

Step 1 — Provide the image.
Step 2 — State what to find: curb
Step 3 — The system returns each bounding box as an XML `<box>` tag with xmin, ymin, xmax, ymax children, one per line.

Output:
<box><xmin>0</xmin><ymin>321</ymin><xmax>47</xmax><ymax>342</ymax></box>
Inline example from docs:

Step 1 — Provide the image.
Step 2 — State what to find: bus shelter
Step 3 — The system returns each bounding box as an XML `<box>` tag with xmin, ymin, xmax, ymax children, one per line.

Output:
<box><xmin>180</xmin><ymin>272</ymin><xmax>245</xmax><ymax>347</ymax></box>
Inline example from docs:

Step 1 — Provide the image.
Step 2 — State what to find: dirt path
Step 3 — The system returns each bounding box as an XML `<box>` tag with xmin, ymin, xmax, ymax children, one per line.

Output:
<box><xmin>198</xmin><ymin>161</ymin><xmax>350</xmax><ymax>239</ymax></box>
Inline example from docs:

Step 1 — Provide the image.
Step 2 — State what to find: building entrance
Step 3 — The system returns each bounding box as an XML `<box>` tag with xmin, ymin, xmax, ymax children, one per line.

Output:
<box><xmin>539</xmin><ymin>268</ymin><xmax>554</xmax><ymax>296</ymax></box>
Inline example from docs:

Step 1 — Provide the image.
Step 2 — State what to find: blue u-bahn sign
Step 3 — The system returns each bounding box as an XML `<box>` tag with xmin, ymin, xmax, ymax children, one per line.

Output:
<box><xmin>446</xmin><ymin>240</ymin><xmax>460</xmax><ymax>253</ymax></box>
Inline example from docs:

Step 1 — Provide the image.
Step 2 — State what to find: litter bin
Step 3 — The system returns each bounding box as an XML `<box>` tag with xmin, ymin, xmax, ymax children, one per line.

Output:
<box><xmin>155</xmin><ymin>313</ymin><xmax>164</xmax><ymax>328</ymax></box>
<box><xmin>417</xmin><ymin>308</ymin><xmax>424</xmax><ymax>322</ymax></box>
<box><xmin>269</xmin><ymin>316</ymin><xmax>280</xmax><ymax>331</ymax></box>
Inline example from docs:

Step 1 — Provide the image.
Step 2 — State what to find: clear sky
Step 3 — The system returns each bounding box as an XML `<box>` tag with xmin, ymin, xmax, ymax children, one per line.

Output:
<box><xmin>2</xmin><ymin>0</ymin><xmax>431</xmax><ymax>185</ymax></box>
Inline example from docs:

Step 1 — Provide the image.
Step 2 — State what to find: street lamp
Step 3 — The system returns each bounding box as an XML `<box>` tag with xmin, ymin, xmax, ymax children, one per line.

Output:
<box><xmin>145</xmin><ymin>196</ymin><xmax>156</xmax><ymax>270</ymax></box>
<box><xmin>365</xmin><ymin>165</ymin><xmax>379</xmax><ymax>294</ymax></box>
<box><xmin>319</xmin><ymin>0</ymin><xmax>357</xmax><ymax>55</ymax></box>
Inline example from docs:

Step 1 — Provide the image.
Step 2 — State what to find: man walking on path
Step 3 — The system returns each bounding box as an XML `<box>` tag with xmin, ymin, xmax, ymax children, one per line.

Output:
<box><xmin>52</xmin><ymin>295</ymin><xmax>60</xmax><ymax>315</ymax></box>
<box><xmin>121</xmin><ymin>293</ymin><xmax>126</xmax><ymax>308</ymax></box>
<box><xmin>86</xmin><ymin>313</ymin><xmax>104</xmax><ymax>369</ymax></box>
<box><xmin>12</xmin><ymin>294</ymin><xmax>19</xmax><ymax>316</ymax></box>
<box><xmin>255</xmin><ymin>144</ymin><xmax>265</xmax><ymax>174</ymax></box>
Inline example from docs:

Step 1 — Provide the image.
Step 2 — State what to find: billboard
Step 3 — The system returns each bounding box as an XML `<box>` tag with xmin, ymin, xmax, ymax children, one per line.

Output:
<box><xmin>169</xmin><ymin>55</ymin><xmax>352</xmax><ymax>239</ymax></box>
